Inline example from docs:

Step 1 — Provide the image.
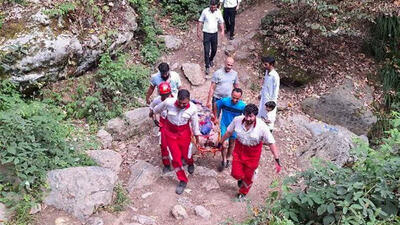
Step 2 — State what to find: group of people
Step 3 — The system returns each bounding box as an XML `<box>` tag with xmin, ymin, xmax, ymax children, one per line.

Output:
<box><xmin>145</xmin><ymin>53</ymin><xmax>282</xmax><ymax>198</ymax></box>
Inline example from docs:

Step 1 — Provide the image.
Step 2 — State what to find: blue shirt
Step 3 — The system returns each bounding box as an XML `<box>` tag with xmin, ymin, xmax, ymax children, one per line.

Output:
<box><xmin>216</xmin><ymin>97</ymin><xmax>246</xmax><ymax>128</ymax></box>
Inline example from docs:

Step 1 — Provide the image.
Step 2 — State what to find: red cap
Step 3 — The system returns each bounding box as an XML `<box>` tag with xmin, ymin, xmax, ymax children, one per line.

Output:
<box><xmin>158</xmin><ymin>82</ymin><xmax>171</xmax><ymax>95</ymax></box>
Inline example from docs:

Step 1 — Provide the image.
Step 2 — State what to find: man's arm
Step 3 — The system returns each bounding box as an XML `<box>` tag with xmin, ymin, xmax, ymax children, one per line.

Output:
<box><xmin>145</xmin><ymin>85</ymin><xmax>155</xmax><ymax>105</ymax></box>
<box><xmin>197</xmin><ymin>21</ymin><xmax>203</xmax><ymax>39</ymax></box>
<box><xmin>206</xmin><ymin>82</ymin><xmax>216</xmax><ymax>109</ymax></box>
<box><xmin>219</xmin><ymin>22</ymin><xmax>225</xmax><ymax>38</ymax></box>
<box><xmin>191</xmin><ymin>110</ymin><xmax>201</xmax><ymax>144</ymax></box>
<box><xmin>153</xmin><ymin>100</ymin><xmax>166</xmax><ymax>114</ymax></box>
<box><xmin>236</xmin><ymin>1</ymin><xmax>240</xmax><ymax>10</ymax></box>
<box><xmin>272</xmin><ymin>76</ymin><xmax>280</xmax><ymax>101</ymax></box>
<box><xmin>267</xmin><ymin>143</ymin><xmax>279</xmax><ymax>159</ymax></box>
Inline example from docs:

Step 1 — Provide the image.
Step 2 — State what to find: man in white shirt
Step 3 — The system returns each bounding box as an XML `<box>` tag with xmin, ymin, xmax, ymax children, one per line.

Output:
<box><xmin>153</xmin><ymin>89</ymin><xmax>201</xmax><ymax>195</ymax></box>
<box><xmin>258</xmin><ymin>56</ymin><xmax>279</xmax><ymax>120</ymax></box>
<box><xmin>220</xmin><ymin>0</ymin><xmax>241</xmax><ymax>40</ymax></box>
<box><xmin>197</xmin><ymin>0</ymin><xmax>225</xmax><ymax>75</ymax></box>
<box><xmin>149</xmin><ymin>82</ymin><xmax>175</xmax><ymax>174</ymax></box>
<box><xmin>146</xmin><ymin>62</ymin><xmax>182</xmax><ymax>104</ymax></box>
<box><xmin>218</xmin><ymin>104</ymin><xmax>281</xmax><ymax>198</ymax></box>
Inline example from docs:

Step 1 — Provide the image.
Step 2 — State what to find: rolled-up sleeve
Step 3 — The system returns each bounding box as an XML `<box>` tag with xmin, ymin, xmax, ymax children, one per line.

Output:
<box><xmin>153</xmin><ymin>100</ymin><xmax>166</xmax><ymax>114</ymax></box>
<box><xmin>262</xmin><ymin>126</ymin><xmax>275</xmax><ymax>144</ymax></box>
<box><xmin>191</xmin><ymin>111</ymin><xmax>201</xmax><ymax>136</ymax></box>
<box><xmin>227</xmin><ymin>117</ymin><xmax>237</xmax><ymax>133</ymax></box>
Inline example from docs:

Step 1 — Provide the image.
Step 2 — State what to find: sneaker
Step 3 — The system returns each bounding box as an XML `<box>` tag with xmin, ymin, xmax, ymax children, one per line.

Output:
<box><xmin>187</xmin><ymin>164</ymin><xmax>195</xmax><ymax>174</ymax></box>
<box><xmin>225</xmin><ymin>160</ymin><xmax>231</xmax><ymax>168</ymax></box>
<box><xmin>217</xmin><ymin>161</ymin><xmax>226</xmax><ymax>172</ymax></box>
<box><xmin>238</xmin><ymin>179</ymin><xmax>243</xmax><ymax>188</ymax></box>
<box><xmin>205</xmin><ymin>67</ymin><xmax>210</xmax><ymax>75</ymax></box>
<box><xmin>210</xmin><ymin>61</ymin><xmax>214</xmax><ymax>67</ymax></box>
<box><xmin>236</xmin><ymin>193</ymin><xmax>246</xmax><ymax>200</ymax></box>
<box><xmin>175</xmin><ymin>181</ymin><xmax>187</xmax><ymax>195</ymax></box>
<box><xmin>163</xmin><ymin>165</ymin><xmax>172</xmax><ymax>174</ymax></box>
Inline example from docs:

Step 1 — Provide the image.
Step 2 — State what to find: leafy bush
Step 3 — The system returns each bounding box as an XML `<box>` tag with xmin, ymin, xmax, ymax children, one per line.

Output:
<box><xmin>160</xmin><ymin>0</ymin><xmax>208</xmax><ymax>29</ymax></box>
<box><xmin>380</xmin><ymin>58</ymin><xmax>400</xmax><ymax>111</ymax></box>
<box><xmin>129</xmin><ymin>0</ymin><xmax>163</xmax><ymax>64</ymax></box>
<box><xmin>44</xmin><ymin>2</ymin><xmax>76</xmax><ymax>18</ymax></box>
<box><xmin>243</xmin><ymin>113</ymin><xmax>400</xmax><ymax>225</ymax></box>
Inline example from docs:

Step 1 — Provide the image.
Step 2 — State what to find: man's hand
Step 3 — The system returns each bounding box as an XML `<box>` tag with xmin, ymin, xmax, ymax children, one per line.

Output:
<box><xmin>221</xmin><ymin>30</ymin><xmax>225</xmax><ymax>39</ymax></box>
<box><xmin>195</xmin><ymin>135</ymin><xmax>200</xmax><ymax>145</ymax></box>
<box><xmin>146</xmin><ymin>98</ymin><xmax>151</xmax><ymax>105</ymax></box>
<box><xmin>149</xmin><ymin>110</ymin><xmax>154</xmax><ymax>118</ymax></box>
<box><xmin>275</xmin><ymin>159</ymin><xmax>281</xmax><ymax>173</ymax></box>
<box><xmin>197</xmin><ymin>31</ymin><xmax>202</xmax><ymax>40</ymax></box>
<box><xmin>206</xmin><ymin>102</ymin><xmax>212</xmax><ymax>109</ymax></box>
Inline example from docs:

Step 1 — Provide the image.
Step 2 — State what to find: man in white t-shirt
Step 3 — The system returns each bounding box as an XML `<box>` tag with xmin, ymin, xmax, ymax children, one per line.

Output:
<box><xmin>197</xmin><ymin>0</ymin><xmax>225</xmax><ymax>75</ymax></box>
<box><xmin>218</xmin><ymin>104</ymin><xmax>281</xmax><ymax>198</ymax></box>
<box><xmin>146</xmin><ymin>62</ymin><xmax>182</xmax><ymax>104</ymax></box>
<box><xmin>220</xmin><ymin>0</ymin><xmax>241</xmax><ymax>40</ymax></box>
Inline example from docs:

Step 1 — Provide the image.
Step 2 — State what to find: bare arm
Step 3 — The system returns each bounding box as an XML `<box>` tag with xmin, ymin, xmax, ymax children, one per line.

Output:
<box><xmin>207</xmin><ymin>82</ymin><xmax>216</xmax><ymax>109</ymax></box>
<box><xmin>213</xmin><ymin>102</ymin><xmax>218</xmax><ymax>119</ymax></box>
<box><xmin>267</xmin><ymin>143</ymin><xmax>279</xmax><ymax>159</ymax></box>
<box><xmin>219</xmin><ymin>23</ymin><xmax>225</xmax><ymax>38</ymax></box>
<box><xmin>220</xmin><ymin>130</ymin><xmax>234</xmax><ymax>144</ymax></box>
<box><xmin>197</xmin><ymin>22</ymin><xmax>203</xmax><ymax>39</ymax></box>
<box><xmin>146</xmin><ymin>85</ymin><xmax>155</xmax><ymax>105</ymax></box>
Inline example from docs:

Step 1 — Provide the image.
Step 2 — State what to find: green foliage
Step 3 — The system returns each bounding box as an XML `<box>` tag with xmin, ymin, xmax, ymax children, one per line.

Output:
<box><xmin>107</xmin><ymin>184</ymin><xmax>131</xmax><ymax>212</ymax></box>
<box><xmin>0</xmin><ymin>13</ymin><xmax>4</xmax><ymax>30</ymax></box>
<box><xmin>380</xmin><ymin>58</ymin><xmax>400</xmax><ymax>111</ymax></box>
<box><xmin>160</xmin><ymin>0</ymin><xmax>208</xmax><ymax>29</ymax></box>
<box><xmin>0</xmin><ymin>81</ymin><xmax>95</xmax><ymax>224</ymax></box>
<box><xmin>129</xmin><ymin>0</ymin><xmax>163</xmax><ymax>64</ymax></box>
<box><xmin>243</xmin><ymin>113</ymin><xmax>400</xmax><ymax>225</ymax></box>
<box><xmin>44</xmin><ymin>2</ymin><xmax>76</xmax><ymax>18</ymax></box>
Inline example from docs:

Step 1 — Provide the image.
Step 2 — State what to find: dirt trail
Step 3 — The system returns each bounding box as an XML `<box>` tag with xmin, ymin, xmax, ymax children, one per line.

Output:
<box><xmin>36</xmin><ymin>1</ymin><xmax>304</xmax><ymax>224</ymax></box>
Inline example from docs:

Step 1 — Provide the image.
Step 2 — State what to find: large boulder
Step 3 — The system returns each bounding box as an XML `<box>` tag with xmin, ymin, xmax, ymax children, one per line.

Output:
<box><xmin>0</xmin><ymin>3</ymin><xmax>137</xmax><ymax>89</ymax></box>
<box><xmin>181</xmin><ymin>63</ymin><xmax>205</xmax><ymax>86</ymax></box>
<box><xmin>44</xmin><ymin>166</ymin><xmax>117</xmax><ymax>220</ymax></box>
<box><xmin>87</xmin><ymin>150</ymin><xmax>123</xmax><ymax>173</ymax></box>
<box><xmin>297</xmin><ymin>126</ymin><xmax>364</xmax><ymax>168</ymax></box>
<box><xmin>161</xmin><ymin>35</ymin><xmax>183</xmax><ymax>50</ymax></box>
<box><xmin>301</xmin><ymin>80</ymin><xmax>377</xmax><ymax>135</ymax></box>
<box><xmin>96</xmin><ymin>129</ymin><xmax>113</xmax><ymax>149</ymax></box>
<box><xmin>105</xmin><ymin>118</ymin><xmax>127</xmax><ymax>141</ymax></box>
<box><xmin>127</xmin><ymin>160</ymin><xmax>160</xmax><ymax>193</ymax></box>
<box><xmin>123</xmin><ymin>107</ymin><xmax>153</xmax><ymax>136</ymax></box>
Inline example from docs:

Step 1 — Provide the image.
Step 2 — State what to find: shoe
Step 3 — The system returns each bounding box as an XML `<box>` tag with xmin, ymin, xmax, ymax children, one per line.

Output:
<box><xmin>175</xmin><ymin>181</ymin><xmax>187</xmax><ymax>195</ymax></box>
<box><xmin>238</xmin><ymin>179</ymin><xmax>243</xmax><ymax>188</ymax></box>
<box><xmin>225</xmin><ymin>160</ymin><xmax>231</xmax><ymax>168</ymax></box>
<box><xmin>236</xmin><ymin>193</ymin><xmax>246</xmax><ymax>200</ymax></box>
<box><xmin>205</xmin><ymin>67</ymin><xmax>210</xmax><ymax>75</ymax></box>
<box><xmin>217</xmin><ymin>161</ymin><xmax>226</xmax><ymax>172</ymax></box>
<box><xmin>210</xmin><ymin>61</ymin><xmax>214</xmax><ymax>67</ymax></box>
<box><xmin>163</xmin><ymin>165</ymin><xmax>172</xmax><ymax>174</ymax></box>
<box><xmin>187</xmin><ymin>164</ymin><xmax>195</xmax><ymax>174</ymax></box>
<box><xmin>229</xmin><ymin>36</ymin><xmax>234</xmax><ymax>40</ymax></box>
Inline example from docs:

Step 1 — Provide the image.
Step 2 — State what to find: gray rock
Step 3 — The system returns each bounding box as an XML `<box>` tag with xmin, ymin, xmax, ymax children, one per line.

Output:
<box><xmin>297</xmin><ymin>126</ymin><xmax>364</xmax><ymax>168</ymax></box>
<box><xmin>161</xmin><ymin>35</ymin><xmax>183</xmax><ymax>50</ymax></box>
<box><xmin>44</xmin><ymin>166</ymin><xmax>117</xmax><ymax>220</ymax></box>
<box><xmin>235</xmin><ymin>49</ymin><xmax>253</xmax><ymax>61</ymax></box>
<box><xmin>194</xmin><ymin>205</ymin><xmax>211</xmax><ymax>219</ymax></box>
<box><xmin>171</xmin><ymin>205</ymin><xmax>188</xmax><ymax>220</ymax></box>
<box><xmin>87</xmin><ymin>150</ymin><xmax>123</xmax><ymax>173</ymax></box>
<box><xmin>29</xmin><ymin>203</ymin><xmax>41</xmax><ymax>214</ymax></box>
<box><xmin>85</xmin><ymin>217</ymin><xmax>104</xmax><ymax>225</ymax></box>
<box><xmin>132</xmin><ymin>215</ymin><xmax>156</xmax><ymax>225</ymax></box>
<box><xmin>277</xmin><ymin>100</ymin><xmax>289</xmax><ymax>111</ymax></box>
<box><xmin>124</xmin><ymin>6</ymin><xmax>138</xmax><ymax>32</ymax></box>
<box><xmin>97</xmin><ymin>129</ymin><xmax>113</xmax><ymax>149</ymax></box>
<box><xmin>301</xmin><ymin>80</ymin><xmax>377</xmax><ymax>135</ymax></box>
<box><xmin>201</xmin><ymin>178</ymin><xmax>220</xmax><ymax>191</ymax></box>
<box><xmin>0</xmin><ymin>203</ymin><xmax>9</xmax><ymax>225</ymax></box>
<box><xmin>31</xmin><ymin>10</ymin><xmax>50</xmax><ymax>25</ymax></box>
<box><xmin>106</xmin><ymin>118</ymin><xmax>127</xmax><ymax>141</ymax></box>
<box><xmin>194</xmin><ymin>166</ymin><xmax>217</xmax><ymax>177</ymax></box>
<box><xmin>181</xmin><ymin>63</ymin><xmax>205</xmax><ymax>86</ymax></box>
<box><xmin>124</xmin><ymin>107</ymin><xmax>150</xmax><ymax>126</ymax></box>
<box><xmin>127</xmin><ymin>160</ymin><xmax>160</xmax><ymax>193</ymax></box>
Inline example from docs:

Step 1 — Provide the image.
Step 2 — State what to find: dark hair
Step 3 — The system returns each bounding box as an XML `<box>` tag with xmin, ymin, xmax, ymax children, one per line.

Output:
<box><xmin>178</xmin><ymin>89</ymin><xmax>190</xmax><ymax>100</ymax></box>
<box><xmin>158</xmin><ymin>63</ymin><xmax>170</xmax><ymax>75</ymax></box>
<box><xmin>265</xmin><ymin>101</ymin><xmax>276</xmax><ymax>110</ymax></box>
<box><xmin>244</xmin><ymin>104</ymin><xmax>258</xmax><ymax>116</ymax></box>
<box><xmin>209</xmin><ymin>0</ymin><xmax>218</xmax><ymax>5</ymax></box>
<box><xmin>232</xmin><ymin>87</ymin><xmax>243</xmax><ymax>95</ymax></box>
<box><xmin>261</xmin><ymin>56</ymin><xmax>275</xmax><ymax>66</ymax></box>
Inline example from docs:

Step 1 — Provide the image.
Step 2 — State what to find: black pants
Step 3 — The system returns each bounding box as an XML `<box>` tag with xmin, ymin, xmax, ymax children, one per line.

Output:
<box><xmin>223</xmin><ymin>7</ymin><xmax>237</xmax><ymax>37</ymax></box>
<box><xmin>203</xmin><ymin>32</ymin><xmax>218</xmax><ymax>68</ymax></box>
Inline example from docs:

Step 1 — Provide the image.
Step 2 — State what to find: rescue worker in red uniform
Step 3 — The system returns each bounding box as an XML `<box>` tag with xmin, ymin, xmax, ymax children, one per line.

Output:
<box><xmin>218</xmin><ymin>104</ymin><xmax>281</xmax><ymax>198</ymax></box>
<box><xmin>149</xmin><ymin>82</ymin><xmax>175</xmax><ymax>174</ymax></box>
<box><xmin>153</xmin><ymin>89</ymin><xmax>201</xmax><ymax>195</ymax></box>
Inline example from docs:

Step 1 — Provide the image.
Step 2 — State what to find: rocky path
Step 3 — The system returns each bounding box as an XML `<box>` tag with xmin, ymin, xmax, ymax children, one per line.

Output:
<box><xmin>35</xmin><ymin>1</ymin><xmax>366</xmax><ymax>224</ymax></box>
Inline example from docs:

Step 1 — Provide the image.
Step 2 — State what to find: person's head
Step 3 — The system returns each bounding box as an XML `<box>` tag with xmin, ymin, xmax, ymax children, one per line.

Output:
<box><xmin>261</xmin><ymin>56</ymin><xmax>275</xmax><ymax>71</ymax></box>
<box><xmin>209</xmin><ymin>0</ymin><xmax>218</xmax><ymax>12</ymax></box>
<box><xmin>158</xmin><ymin>82</ymin><xmax>171</xmax><ymax>100</ymax></box>
<box><xmin>231</xmin><ymin>88</ymin><xmax>243</xmax><ymax>105</ymax></box>
<box><xmin>224</xmin><ymin>57</ymin><xmax>234</xmax><ymax>72</ymax></box>
<box><xmin>158</xmin><ymin>63</ymin><xmax>170</xmax><ymax>81</ymax></box>
<box><xmin>177</xmin><ymin>89</ymin><xmax>190</xmax><ymax>109</ymax></box>
<box><xmin>265</xmin><ymin>101</ymin><xmax>276</xmax><ymax>112</ymax></box>
<box><xmin>243</xmin><ymin>104</ymin><xmax>258</xmax><ymax>125</ymax></box>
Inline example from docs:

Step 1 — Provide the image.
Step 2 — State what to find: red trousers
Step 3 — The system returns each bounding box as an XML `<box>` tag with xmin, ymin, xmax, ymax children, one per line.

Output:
<box><xmin>159</xmin><ymin>117</ymin><xmax>170</xmax><ymax>166</ymax></box>
<box><xmin>164</xmin><ymin>120</ymin><xmax>193</xmax><ymax>183</ymax></box>
<box><xmin>231</xmin><ymin>140</ymin><xmax>263</xmax><ymax>195</ymax></box>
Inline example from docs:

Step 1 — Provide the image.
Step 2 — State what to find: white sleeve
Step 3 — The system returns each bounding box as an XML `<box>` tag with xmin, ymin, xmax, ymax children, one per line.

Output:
<box><xmin>267</xmin><ymin>108</ymin><xmax>277</xmax><ymax>123</ymax></box>
<box><xmin>262</xmin><ymin>125</ymin><xmax>275</xmax><ymax>144</ymax></box>
<box><xmin>191</xmin><ymin>110</ymin><xmax>201</xmax><ymax>136</ymax></box>
<box><xmin>150</xmin><ymin>97</ymin><xmax>161</xmax><ymax>110</ymax></box>
<box><xmin>218</xmin><ymin>11</ymin><xmax>224</xmax><ymax>23</ymax></box>
<box><xmin>153</xmin><ymin>99</ymin><xmax>166</xmax><ymax>114</ymax></box>
<box><xmin>272</xmin><ymin>74</ymin><xmax>280</xmax><ymax>101</ymax></box>
<box><xmin>227</xmin><ymin>117</ymin><xmax>238</xmax><ymax>133</ymax></box>
<box><xmin>199</xmin><ymin>9</ymin><xmax>206</xmax><ymax>22</ymax></box>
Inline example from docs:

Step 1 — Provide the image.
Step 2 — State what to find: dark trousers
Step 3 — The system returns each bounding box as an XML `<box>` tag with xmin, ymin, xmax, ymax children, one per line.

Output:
<box><xmin>223</xmin><ymin>7</ymin><xmax>237</xmax><ymax>37</ymax></box>
<box><xmin>203</xmin><ymin>32</ymin><xmax>218</xmax><ymax>68</ymax></box>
